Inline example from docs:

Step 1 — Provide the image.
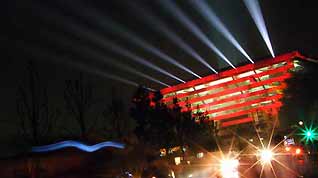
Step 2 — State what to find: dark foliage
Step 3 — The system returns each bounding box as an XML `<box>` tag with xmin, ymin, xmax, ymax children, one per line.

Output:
<box><xmin>131</xmin><ymin>86</ymin><xmax>216</xmax><ymax>151</ymax></box>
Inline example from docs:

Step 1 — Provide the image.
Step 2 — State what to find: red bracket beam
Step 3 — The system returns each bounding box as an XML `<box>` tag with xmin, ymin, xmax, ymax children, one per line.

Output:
<box><xmin>204</xmin><ymin>102</ymin><xmax>282</xmax><ymax>122</ymax></box>
<box><xmin>221</xmin><ymin>117</ymin><xmax>254</xmax><ymax>127</ymax></box>
<box><xmin>161</xmin><ymin>51</ymin><xmax>304</xmax><ymax>95</ymax></box>
<box><xmin>175</xmin><ymin>72</ymin><xmax>291</xmax><ymax>108</ymax></box>
<box><xmin>181</xmin><ymin>85</ymin><xmax>285</xmax><ymax>112</ymax></box>
<box><xmin>163</xmin><ymin>61</ymin><xmax>293</xmax><ymax>103</ymax></box>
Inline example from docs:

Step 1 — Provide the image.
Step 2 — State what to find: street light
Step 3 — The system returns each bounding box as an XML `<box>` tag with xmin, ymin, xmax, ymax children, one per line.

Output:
<box><xmin>220</xmin><ymin>158</ymin><xmax>239</xmax><ymax>178</ymax></box>
<box><xmin>259</xmin><ymin>149</ymin><xmax>273</xmax><ymax>164</ymax></box>
<box><xmin>298</xmin><ymin>121</ymin><xmax>304</xmax><ymax>126</ymax></box>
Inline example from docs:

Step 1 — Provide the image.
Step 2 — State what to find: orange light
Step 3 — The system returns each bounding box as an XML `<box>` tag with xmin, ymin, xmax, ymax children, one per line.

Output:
<box><xmin>285</xmin><ymin>147</ymin><xmax>291</xmax><ymax>151</ymax></box>
<box><xmin>295</xmin><ymin>148</ymin><xmax>301</xmax><ymax>155</ymax></box>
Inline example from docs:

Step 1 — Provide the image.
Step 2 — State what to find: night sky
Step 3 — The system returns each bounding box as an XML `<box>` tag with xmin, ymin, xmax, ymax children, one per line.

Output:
<box><xmin>2</xmin><ymin>0</ymin><xmax>318</xmax><ymax>152</ymax></box>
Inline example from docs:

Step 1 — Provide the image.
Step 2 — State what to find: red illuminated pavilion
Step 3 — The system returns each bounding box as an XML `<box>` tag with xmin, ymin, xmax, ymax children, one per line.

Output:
<box><xmin>160</xmin><ymin>51</ymin><xmax>306</xmax><ymax>129</ymax></box>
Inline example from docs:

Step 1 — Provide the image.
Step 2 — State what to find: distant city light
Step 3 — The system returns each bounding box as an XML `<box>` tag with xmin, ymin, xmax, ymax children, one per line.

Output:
<box><xmin>298</xmin><ymin>121</ymin><xmax>304</xmax><ymax>126</ymax></box>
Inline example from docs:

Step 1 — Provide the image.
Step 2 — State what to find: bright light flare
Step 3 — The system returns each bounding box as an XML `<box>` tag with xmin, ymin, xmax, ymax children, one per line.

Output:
<box><xmin>259</xmin><ymin>149</ymin><xmax>273</xmax><ymax>164</ymax></box>
<box><xmin>298</xmin><ymin>124</ymin><xmax>318</xmax><ymax>144</ymax></box>
<box><xmin>243</xmin><ymin>0</ymin><xmax>275</xmax><ymax>57</ymax></box>
<box><xmin>295</xmin><ymin>148</ymin><xmax>301</xmax><ymax>155</ymax></box>
<box><xmin>220</xmin><ymin>159</ymin><xmax>239</xmax><ymax>178</ymax></box>
<box><xmin>158</xmin><ymin>0</ymin><xmax>236</xmax><ymax>69</ymax></box>
<box><xmin>190</xmin><ymin>0</ymin><xmax>254</xmax><ymax>63</ymax></box>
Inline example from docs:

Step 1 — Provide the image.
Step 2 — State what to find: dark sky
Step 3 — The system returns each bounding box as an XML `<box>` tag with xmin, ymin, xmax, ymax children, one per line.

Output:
<box><xmin>2</xmin><ymin>0</ymin><xmax>317</xmax><ymax>146</ymax></box>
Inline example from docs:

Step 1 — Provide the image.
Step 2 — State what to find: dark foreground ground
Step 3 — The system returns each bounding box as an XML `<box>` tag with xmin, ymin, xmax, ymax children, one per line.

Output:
<box><xmin>1</xmin><ymin>148</ymin><xmax>318</xmax><ymax>178</ymax></box>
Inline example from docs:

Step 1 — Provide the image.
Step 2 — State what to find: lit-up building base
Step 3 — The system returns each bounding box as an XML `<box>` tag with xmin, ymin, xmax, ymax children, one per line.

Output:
<box><xmin>161</xmin><ymin>51</ymin><xmax>305</xmax><ymax>131</ymax></box>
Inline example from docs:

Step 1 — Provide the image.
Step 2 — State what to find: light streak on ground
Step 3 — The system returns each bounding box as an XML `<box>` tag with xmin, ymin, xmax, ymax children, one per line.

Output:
<box><xmin>190</xmin><ymin>0</ymin><xmax>254</xmax><ymax>63</ymax></box>
<box><xmin>32</xmin><ymin>140</ymin><xmax>125</xmax><ymax>152</ymax></box>
<box><xmin>60</xmin><ymin>1</ymin><xmax>200</xmax><ymax>79</ymax></box>
<box><xmin>243</xmin><ymin>0</ymin><xmax>275</xmax><ymax>57</ymax></box>
<box><xmin>158</xmin><ymin>0</ymin><xmax>236</xmax><ymax>69</ymax></box>
<box><xmin>128</xmin><ymin>2</ymin><xmax>218</xmax><ymax>74</ymax></box>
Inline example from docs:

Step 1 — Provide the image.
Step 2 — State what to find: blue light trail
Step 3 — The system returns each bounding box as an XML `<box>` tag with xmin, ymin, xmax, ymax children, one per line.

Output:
<box><xmin>243</xmin><ymin>0</ymin><xmax>275</xmax><ymax>57</ymax></box>
<box><xmin>31</xmin><ymin>140</ymin><xmax>125</xmax><ymax>152</ymax></box>
<box><xmin>158</xmin><ymin>0</ymin><xmax>236</xmax><ymax>69</ymax></box>
<box><xmin>190</xmin><ymin>0</ymin><xmax>254</xmax><ymax>63</ymax></box>
<box><xmin>128</xmin><ymin>2</ymin><xmax>218</xmax><ymax>74</ymax></box>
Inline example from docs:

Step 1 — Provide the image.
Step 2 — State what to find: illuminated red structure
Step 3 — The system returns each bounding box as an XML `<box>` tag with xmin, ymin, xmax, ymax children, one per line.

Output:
<box><xmin>160</xmin><ymin>51</ymin><xmax>305</xmax><ymax>129</ymax></box>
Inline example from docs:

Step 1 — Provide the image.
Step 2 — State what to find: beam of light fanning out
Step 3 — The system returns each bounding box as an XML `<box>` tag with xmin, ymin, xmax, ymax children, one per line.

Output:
<box><xmin>31</xmin><ymin>140</ymin><xmax>125</xmax><ymax>152</ymax></box>
<box><xmin>190</xmin><ymin>0</ymin><xmax>254</xmax><ymax>63</ymax></box>
<box><xmin>243</xmin><ymin>0</ymin><xmax>275</xmax><ymax>57</ymax></box>
<box><xmin>97</xmin><ymin>37</ymin><xmax>185</xmax><ymax>83</ymax></box>
<box><xmin>158</xmin><ymin>0</ymin><xmax>236</xmax><ymax>69</ymax></box>
<box><xmin>33</xmin><ymin>4</ymin><xmax>185</xmax><ymax>85</ymax></box>
<box><xmin>24</xmin><ymin>44</ymin><xmax>143</xmax><ymax>89</ymax></box>
<box><xmin>128</xmin><ymin>2</ymin><xmax>217</xmax><ymax>74</ymax></box>
<box><xmin>72</xmin><ymin>42</ymin><xmax>171</xmax><ymax>87</ymax></box>
<box><xmin>60</xmin><ymin>2</ymin><xmax>195</xmax><ymax>79</ymax></box>
<box><xmin>65</xmin><ymin>23</ymin><xmax>185</xmax><ymax>83</ymax></box>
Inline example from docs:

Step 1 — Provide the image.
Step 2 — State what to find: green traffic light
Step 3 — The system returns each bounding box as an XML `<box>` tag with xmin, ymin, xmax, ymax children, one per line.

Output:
<box><xmin>298</xmin><ymin>125</ymin><xmax>318</xmax><ymax>144</ymax></box>
<box><xmin>306</xmin><ymin>131</ymin><xmax>312</xmax><ymax>137</ymax></box>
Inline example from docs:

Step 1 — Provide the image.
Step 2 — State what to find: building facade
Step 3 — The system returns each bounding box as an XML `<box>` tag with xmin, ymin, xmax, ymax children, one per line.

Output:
<box><xmin>160</xmin><ymin>51</ymin><xmax>305</xmax><ymax>135</ymax></box>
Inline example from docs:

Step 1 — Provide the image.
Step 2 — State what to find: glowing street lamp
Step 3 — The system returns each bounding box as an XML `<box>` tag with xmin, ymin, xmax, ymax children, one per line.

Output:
<box><xmin>259</xmin><ymin>149</ymin><xmax>273</xmax><ymax>164</ymax></box>
<box><xmin>220</xmin><ymin>159</ymin><xmax>239</xmax><ymax>178</ymax></box>
<box><xmin>298</xmin><ymin>121</ymin><xmax>304</xmax><ymax>126</ymax></box>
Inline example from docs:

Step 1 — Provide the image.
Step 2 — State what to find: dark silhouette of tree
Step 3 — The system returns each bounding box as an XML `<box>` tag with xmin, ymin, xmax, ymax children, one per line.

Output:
<box><xmin>131</xmin><ymin>86</ymin><xmax>216</xmax><ymax>150</ymax></box>
<box><xmin>128</xmin><ymin>86</ymin><xmax>218</xmax><ymax>177</ymax></box>
<box><xmin>64</xmin><ymin>72</ymin><xmax>94</xmax><ymax>139</ymax></box>
<box><xmin>16</xmin><ymin>61</ymin><xmax>59</xmax><ymax>145</ymax></box>
<box><xmin>280</xmin><ymin>60</ymin><xmax>318</xmax><ymax>127</ymax></box>
<box><xmin>102</xmin><ymin>89</ymin><xmax>136</xmax><ymax>139</ymax></box>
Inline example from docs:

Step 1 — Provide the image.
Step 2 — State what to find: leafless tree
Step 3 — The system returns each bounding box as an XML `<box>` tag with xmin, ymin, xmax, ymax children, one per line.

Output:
<box><xmin>102</xmin><ymin>89</ymin><xmax>135</xmax><ymax>139</ymax></box>
<box><xmin>16</xmin><ymin>61</ymin><xmax>59</xmax><ymax>145</ymax></box>
<box><xmin>64</xmin><ymin>72</ymin><xmax>94</xmax><ymax>138</ymax></box>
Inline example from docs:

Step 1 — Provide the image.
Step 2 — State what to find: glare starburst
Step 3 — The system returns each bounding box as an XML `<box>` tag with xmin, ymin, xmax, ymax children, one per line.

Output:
<box><xmin>298</xmin><ymin>124</ymin><xmax>318</xmax><ymax>144</ymax></box>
